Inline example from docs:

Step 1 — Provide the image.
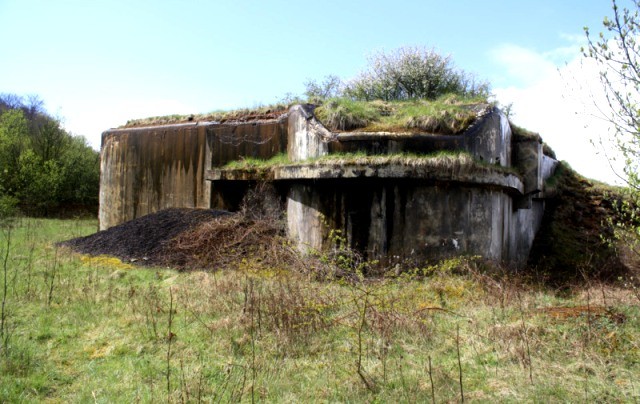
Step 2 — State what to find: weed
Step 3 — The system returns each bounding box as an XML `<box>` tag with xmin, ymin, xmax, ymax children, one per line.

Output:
<box><xmin>0</xmin><ymin>225</ymin><xmax>11</xmax><ymax>353</ymax></box>
<box><xmin>0</xmin><ymin>218</ymin><xmax>638</xmax><ymax>402</ymax></box>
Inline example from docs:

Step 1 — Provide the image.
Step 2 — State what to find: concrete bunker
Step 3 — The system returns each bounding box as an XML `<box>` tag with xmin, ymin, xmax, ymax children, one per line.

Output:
<box><xmin>100</xmin><ymin>103</ymin><xmax>557</xmax><ymax>268</ymax></box>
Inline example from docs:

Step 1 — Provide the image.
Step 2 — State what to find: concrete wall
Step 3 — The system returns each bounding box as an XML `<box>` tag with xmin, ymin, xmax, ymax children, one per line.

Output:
<box><xmin>286</xmin><ymin>178</ymin><xmax>531</xmax><ymax>265</ymax></box>
<box><xmin>100</xmin><ymin>119</ymin><xmax>287</xmax><ymax>230</ymax></box>
<box><xmin>100</xmin><ymin>123</ymin><xmax>210</xmax><ymax>230</ymax></box>
<box><xmin>327</xmin><ymin>107</ymin><xmax>511</xmax><ymax>167</ymax></box>
<box><xmin>280</xmin><ymin>105</ymin><xmax>553</xmax><ymax>267</ymax></box>
<box><xmin>287</xmin><ymin>104</ymin><xmax>333</xmax><ymax>161</ymax></box>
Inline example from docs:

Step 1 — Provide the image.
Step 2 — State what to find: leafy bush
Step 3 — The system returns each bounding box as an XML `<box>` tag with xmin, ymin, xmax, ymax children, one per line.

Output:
<box><xmin>304</xmin><ymin>75</ymin><xmax>343</xmax><ymax>104</ymax></box>
<box><xmin>0</xmin><ymin>193</ymin><xmax>17</xmax><ymax>225</ymax></box>
<box><xmin>343</xmin><ymin>46</ymin><xmax>489</xmax><ymax>101</ymax></box>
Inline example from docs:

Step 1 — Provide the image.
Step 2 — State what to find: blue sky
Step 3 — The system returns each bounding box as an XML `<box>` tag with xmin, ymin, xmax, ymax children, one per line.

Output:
<box><xmin>0</xmin><ymin>0</ymin><xmax>628</xmax><ymax>183</ymax></box>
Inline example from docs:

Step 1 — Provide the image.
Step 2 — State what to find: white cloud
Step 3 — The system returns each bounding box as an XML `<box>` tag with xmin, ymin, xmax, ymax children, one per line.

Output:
<box><xmin>491</xmin><ymin>42</ymin><xmax>624</xmax><ymax>185</ymax></box>
<box><xmin>490</xmin><ymin>44</ymin><xmax>558</xmax><ymax>86</ymax></box>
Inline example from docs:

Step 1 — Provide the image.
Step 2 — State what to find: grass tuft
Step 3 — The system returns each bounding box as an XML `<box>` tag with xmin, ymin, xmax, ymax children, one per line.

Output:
<box><xmin>314</xmin><ymin>98</ymin><xmax>381</xmax><ymax>130</ymax></box>
<box><xmin>222</xmin><ymin>153</ymin><xmax>289</xmax><ymax>170</ymax></box>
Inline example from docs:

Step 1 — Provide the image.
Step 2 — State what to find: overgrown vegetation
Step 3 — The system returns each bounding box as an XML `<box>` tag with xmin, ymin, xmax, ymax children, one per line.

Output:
<box><xmin>583</xmin><ymin>0</ymin><xmax>640</xmax><ymax>276</ymax></box>
<box><xmin>313</xmin><ymin>98</ymin><xmax>381</xmax><ymax>131</ymax></box>
<box><xmin>0</xmin><ymin>216</ymin><xmax>638</xmax><ymax>402</ymax></box>
<box><xmin>528</xmin><ymin>162</ymin><xmax>632</xmax><ymax>282</ymax></box>
<box><xmin>0</xmin><ymin>94</ymin><xmax>99</xmax><ymax>216</ymax></box>
<box><xmin>307</xmin><ymin>47</ymin><xmax>492</xmax><ymax>133</ymax></box>
<box><xmin>124</xmin><ymin>46</ymin><xmax>492</xmax><ymax>133</ymax></box>
<box><xmin>315</xmin><ymin>94</ymin><xmax>490</xmax><ymax>133</ymax></box>
<box><xmin>122</xmin><ymin>104</ymin><xmax>289</xmax><ymax>128</ymax></box>
<box><xmin>222</xmin><ymin>153</ymin><xmax>289</xmax><ymax>170</ymax></box>
<box><xmin>220</xmin><ymin>151</ymin><xmax>519</xmax><ymax>179</ymax></box>
<box><xmin>341</xmin><ymin>46</ymin><xmax>489</xmax><ymax>101</ymax></box>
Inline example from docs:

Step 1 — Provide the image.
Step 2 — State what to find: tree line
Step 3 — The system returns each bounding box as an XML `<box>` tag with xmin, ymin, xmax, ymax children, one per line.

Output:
<box><xmin>0</xmin><ymin>94</ymin><xmax>99</xmax><ymax>218</ymax></box>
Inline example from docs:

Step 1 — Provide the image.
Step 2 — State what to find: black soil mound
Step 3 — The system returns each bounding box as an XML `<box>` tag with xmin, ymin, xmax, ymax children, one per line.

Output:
<box><xmin>60</xmin><ymin>208</ymin><xmax>228</xmax><ymax>266</ymax></box>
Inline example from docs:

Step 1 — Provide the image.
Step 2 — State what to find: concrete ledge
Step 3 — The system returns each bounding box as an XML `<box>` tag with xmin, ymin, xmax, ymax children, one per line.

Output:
<box><xmin>207</xmin><ymin>163</ymin><xmax>524</xmax><ymax>194</ymax></box>
<box><xmin>206</xmin><ymin>168</ymin><xmax>274</xmax><ymax>181</ymax></box>
<box><xmin>336</xmin><ymin>132</ymin><xmax>462</xmax><ymax>141</ymax></box>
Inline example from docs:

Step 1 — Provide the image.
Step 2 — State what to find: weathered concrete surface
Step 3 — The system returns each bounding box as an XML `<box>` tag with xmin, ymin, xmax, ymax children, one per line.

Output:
<box><xmin>327</xmin><ymin>108</ymin><xmax>511</xmax><ymax>167</ymax></box>
<box><xmin>206</xmin><ymin>162</ymin><xmax>524</xmax><ymax>193</ymax></box>
<box><xmin>100</xmin><ymin>123</ymin><xmax>211</xmax><ymax>230</ymax></box>
<box><xmin>100</xmin><ymin>119</ymin><xmax>288</xmax><ymax>229</ymax></box>
<box><xmin>514</xmin><ymin>139</ymin><xmax>543</xmax><ymax>195</ymax></box>
<box><xmin>287</xmin><ymin>104</ymin><xmax>333</xmax><ymax>161</ymax></box>
<box><xmin>330</xmin><ymin>132</ymin><xmax>465</xmax><ymax>155</ymax></box>
<box><xmin>287</xmin><ymin>184</ymin><xmax>325</xmax><ymax>253</ymax></box>
<box><xmin>462</xmin><ymin>108</ymin><xmax>512</xmax><ymax>167</ymax></box>
<box><xmin>209</xmin><ymin>119</ymin><xmax>288</xmax><ymax>167</ymax></box>
<box><xmin>285</xmin><ymin>180</ymin><xmax>529</xmax><ymax>264</ymax></box>
<box><xmin>509</xmin><ymin>200</ymin><xmax>545</xmax><ymax>266</ymax></box>
<box><xmin>274</xmin><ymin>164</ymin><xmax>523</xmax><ymax>193</ymax></box>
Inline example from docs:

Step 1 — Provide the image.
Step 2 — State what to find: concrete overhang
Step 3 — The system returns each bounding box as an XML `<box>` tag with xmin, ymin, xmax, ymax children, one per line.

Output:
<box><xmin>206</xmin><ymin>163</ymin><xmax>524</xmax><ymax>195</ymax></box>
<box><xmin>336</xmin><ymin>132</ymin><xmax>463</xmax><ymax>141</ymax></box>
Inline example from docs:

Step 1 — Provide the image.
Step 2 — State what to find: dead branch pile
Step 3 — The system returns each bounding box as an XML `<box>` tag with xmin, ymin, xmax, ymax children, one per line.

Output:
<box><xmin>161</xmin><ymin>213</ymin><xmax>303</xmax><ymax>271</ymax></box>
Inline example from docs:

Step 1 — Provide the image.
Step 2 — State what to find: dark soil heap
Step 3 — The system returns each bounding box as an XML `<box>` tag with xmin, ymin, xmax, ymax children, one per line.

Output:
<box><xmin>60</xmin><ymin>204</ymin><xmax>303</xmax><ymax>272</ymax></box>
<box><xmin>60</xmin><ymin>208</ymin><xmax>228</xmax><ymax>266</ymax></box>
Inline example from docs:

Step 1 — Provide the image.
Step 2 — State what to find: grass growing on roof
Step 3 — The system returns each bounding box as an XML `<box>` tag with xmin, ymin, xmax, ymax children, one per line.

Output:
<box><xmin>121</xmin><ymin>103</ymin><xmax>290</xmax><ymax>128</ymax></box>
<box><xmin>222</xmin><ymin>153</ymin><xmax>289</xmax><ymax>169</ymax></box>
<box><xmin>309</xmin><ymin>150</ymin><xmax>474</xmax><ymax>166</ymax></box>
<box><xmin>313</xmin><ymin>98</ymin><xmax>381</xmax><ymax>130</ymax></box>
<box><xmin>220</xmin><ymin>151</ymin><xmax>519</xmax><ymax>175</ymax></box>
<box><xmin>315</xmin><ymin>93</ymin><xmax>491</xmax><ymax>134</ymax></box>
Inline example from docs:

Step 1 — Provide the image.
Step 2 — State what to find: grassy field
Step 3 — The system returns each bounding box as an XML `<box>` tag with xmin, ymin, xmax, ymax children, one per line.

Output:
<box><xmin>0</xmin><ymin>218</ymin><xmax>639</xmax><ymax>402</ymax></box>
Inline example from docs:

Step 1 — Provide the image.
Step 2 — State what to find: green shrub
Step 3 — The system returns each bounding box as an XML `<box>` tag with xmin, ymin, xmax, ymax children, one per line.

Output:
<box><xmin>343</xmin><ymin>46</ymin><xmax>489</xmax><ymax>101</ymax></box>
<box><xmin>0</xmin><ymin>193</ymin><xmax>17</xmax><ymax>225</ymax></box>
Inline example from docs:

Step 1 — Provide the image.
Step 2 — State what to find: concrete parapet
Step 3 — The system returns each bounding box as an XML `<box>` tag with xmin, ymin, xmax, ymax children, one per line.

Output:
<box><xmin>287</xmin><ymin>104</ymin><xmax>333</xmax><ymax>161</ymax></box>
